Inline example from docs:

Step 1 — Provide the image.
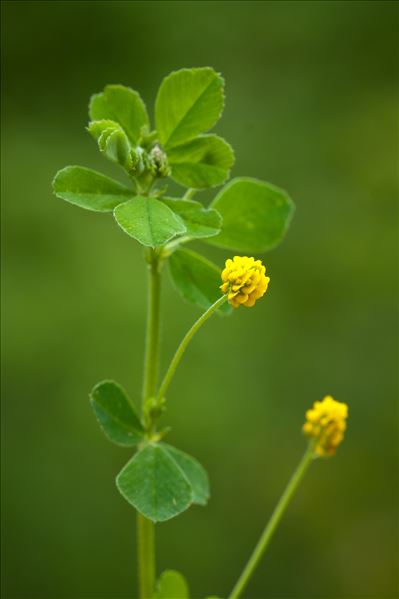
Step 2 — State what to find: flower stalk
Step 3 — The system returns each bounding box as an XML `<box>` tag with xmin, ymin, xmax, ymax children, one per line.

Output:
<box><xmin>156</xmin><ymin>294</ymin><xmax>227</xmax><ymax>404</ymax></box>
<box><xmin>228</xmin><ymin>394</ymin><xmax>348</xmax><ymax>598</ymax></box>
<box><xmin>228</xmin><ymin>444</ymin><xmax>315</xmax><ymax>599</ymax></box>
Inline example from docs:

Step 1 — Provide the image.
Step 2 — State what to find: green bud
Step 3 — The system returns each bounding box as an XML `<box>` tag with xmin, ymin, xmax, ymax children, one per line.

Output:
<box><xmin>149</xmin><ymin>144</ymin><xmax>171</xmax><ymax>178</ymax></box>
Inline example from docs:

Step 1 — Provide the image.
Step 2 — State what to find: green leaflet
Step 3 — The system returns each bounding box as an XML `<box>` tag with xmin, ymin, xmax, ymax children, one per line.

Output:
<box><xmin>89</xmin><ymin>84</ymin><xmax>149</xmax><ymax>145</ymax></box>
<box><xmin>206</xmin><ymin>177</ymin><xmax>295</xmax><ymax>253</ymax></box>
<box><xmin>116</xmin><ymin>443</ymin><xmax>193</xmax><ymax>522</ymax></box>
<box><xmin>168</xmin><ymin>135</ymin><xmax>234</xmax><ymax>189</ymax></box>
<box><xmin>155</xmin><ymin>570</ymin><xmax>189</xmax><ymax>599</ymax></box>
<box><xmin>116</xmin><ymin>442</ymin><xmax>210</xmax><ymax>521</ymax></box>
<box><xmin>160</xmin><ymin>443</ymin><xmax>210</xmax><ymax>506</ymax></box>
<box><xmin>155</xmin><ymin>67</ymin><xmax>224</xmax><ymax>150</ymax></box>
<box><xmin>114</xmin><ymin>196</ymin><xmax>186</xmax><ymax>247</ymax></box>
<box><xmin>52</xmin><ymin>165</ymin><xmax>134</xmax><ymax>212</ymax></box>
<box><xmin>101</xmin><ymin>129</ymin><xmax>132</xmax><ymax>170</ymax></box>
<box><xmin>169</xmin><ymin>248</ymin><xmax>232</xmax><ymax>315</ymax></box>
<box><xmin>88</xmin><ymin>120</ymin><xmax>133</xmax><ymax>170</ymax></box>
<box><xmin>87</xmin><ymin>119</ymin><xmax>122</xmax><ymax>142</ymax></box>
<box><xmin>159</xmin><ymin>197</ymin><xmax>221</xmax><ymax>239</ymax></box>
<box><xmin>89</xmin><ymin>380</ymin><xmax>144</xmax><ymax>447</ymax></box>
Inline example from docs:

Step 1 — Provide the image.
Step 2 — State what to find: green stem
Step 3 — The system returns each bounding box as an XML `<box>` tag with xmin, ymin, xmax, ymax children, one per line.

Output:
<box><xmin>137</xmin><ymin>514</ymin><xmax>155</xmax><ymax>599</ymax></box>
<box><xmin>228</xmin><ymin>444</ymin><xmax>315</xmax><ymax>599</ymax></box>
<box><xmin>161</xmin><ymin>235</ymin><xmax>192</xmax><ymax>258</ymax></box>
<box><xmin>142</xmin><ymin>254</ymin><xmax>161</xmax><ymax>405</ymax></box>
<box><xmin>156</xmin><ymin>295</ymin><xmax>227</xmax><ymax>403</ymax></box>
<box><xmin>183</xmin><ymin>188</ymin><xmax>196</xmax><ymax>200</ymax></box>
<box><xmin>138</xmin><ymin>250</ymin><xmax>162</xmax><ymax>599</ymax></box>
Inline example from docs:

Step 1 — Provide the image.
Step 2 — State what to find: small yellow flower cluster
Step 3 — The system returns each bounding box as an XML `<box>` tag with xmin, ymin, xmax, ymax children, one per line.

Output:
<box><xmin>220</xmin><ymin>256</ymin><xmax>270</xmax><ymax>308</ymax></box>
<box><xmin>303</xmin><ymin>396</ymin><xmax>348</xmax><ymax>457</ymax></box>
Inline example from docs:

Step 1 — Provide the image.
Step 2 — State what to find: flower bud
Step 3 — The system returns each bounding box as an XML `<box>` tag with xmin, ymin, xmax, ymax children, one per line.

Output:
<box><xmin>149</xmin><ymin>144</ymin><xmax>170</xmax><ymax>178</ymax></box>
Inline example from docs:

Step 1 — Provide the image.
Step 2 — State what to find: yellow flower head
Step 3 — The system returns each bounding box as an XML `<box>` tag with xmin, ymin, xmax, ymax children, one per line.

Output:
<box><xmin>220</xmin><ymin>256</ymin><xmax>270</xmax><ymax>308</ymax></box>
<box><xmin>303</xmin><ymin>396</ymin><xmax>348</xmax><ymax>457</ymax></box>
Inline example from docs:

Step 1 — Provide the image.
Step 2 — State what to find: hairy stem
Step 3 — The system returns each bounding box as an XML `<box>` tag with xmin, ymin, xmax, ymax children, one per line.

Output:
<box><xmin>138</xmin><ymin>250</ymin><xmax>162</xmax><ymax>599</ymax></box>
<box><xmin>228</xmin><ymin>444</ymin><xmax>315</xmax><ymax>599</ymax></box>
<box><xmin>156</xmin><ymin>295</ymin><xmax>227</xmax><ymax>403</ymax></box>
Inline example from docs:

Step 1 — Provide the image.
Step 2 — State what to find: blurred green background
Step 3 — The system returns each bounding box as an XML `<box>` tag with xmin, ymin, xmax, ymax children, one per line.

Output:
<box><xmin>2</xmin><ymin>1</ymin><xmax>398</xmax><ymax>598</ymax></box>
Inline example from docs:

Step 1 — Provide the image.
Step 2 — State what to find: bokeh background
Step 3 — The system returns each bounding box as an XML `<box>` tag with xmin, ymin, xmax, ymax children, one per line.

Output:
<box><xmin>2</xmin><ymin>1</ymin><xmax>398</xmax><ymax>598</ymax></box>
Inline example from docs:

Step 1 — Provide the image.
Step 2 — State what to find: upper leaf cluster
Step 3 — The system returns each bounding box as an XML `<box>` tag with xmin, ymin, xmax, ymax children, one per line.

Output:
<box><xmin>52</xmin><ymin>67</ymin><xmax>294</xmax><ymax>313</ymax></box>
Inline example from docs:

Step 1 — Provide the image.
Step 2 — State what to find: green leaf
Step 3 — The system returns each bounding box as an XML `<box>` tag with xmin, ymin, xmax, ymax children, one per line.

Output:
<box><xmin>155</xmin><ymin>570</ymin><xmax>189</xmax><ymax>599</ymax></box>
<box><xmin>159</xmin><ymin>197</ymin><xmax>221</xmax><ymax>239</ymax></box>
<box><xmin>88</xmin><ymin>120</ymin><xmax>133</xmax><ymax>170</ymax></box>
<box><xmin>102</xmin><ymin>129</ymin><xmax>133</xmax><ymax>170</ymax></box>
<box><xmin>155</xmin><ymin>68</ymin><xmax>224</xmax><ymax>150</ymax></box>
<box><xmin>52</xmin><ymin>166</ymin><xmax>134</xmax><ymax>212</ymax></box>
<box><xmin>89</xmin><ymin>380</ymin><xmax>144</xmax><ymax>447</ymax></box>
<box><xmin>206</xmin><ymin>177</ymin><xmax>294</xmax><ymax>253</ymax></box>
<box><xmin>87</xmin><ymin>119</ymin><xmax>119</xmax><ymax>138</ymax></box>
<box><xmin>89</xmin><ymin>84</ymin><xmax>149</xmax><ymax>145</ymax></box>
<box><xmin>168</xmin><ymin>248</ymin><xmax>232</xmax><ymax>315</ymax></box>
<box><xmin>116</xmin><ymin>443</ymin><xmax>193</xmax><ymax>522</ymax></box>
<box><xmin>168</xmin><ymin>135</ymin><xmax>234</xmax><ymax>188</ymax></box>
<box><xmin>114</xmin><ymin>196</ymin><xmax>186</xmax><ymax>247</ymax></box>
<box><xmin>161</xmin><ymin>444</ymin><xmax>210</xmax><ymax>506</ymax></box>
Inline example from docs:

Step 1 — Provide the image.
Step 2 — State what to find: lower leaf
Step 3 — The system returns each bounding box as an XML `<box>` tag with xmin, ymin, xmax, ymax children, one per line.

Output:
<box><xmin>116</xmin><ymin>443</ymin><xmax>193</xmax><ymax>522</ymax></box>
<box><xmin>160</xmin><ymin>443</ymin><xmax>210</xmax><ymax>506</ymax></box>
<box><xmin>155</xmin><ymin>570</ymin><xmax>190</xmax><ymax>599</ymax></box>
<box><xmin>89</xmin><ymin>380</ymin><xmax>144</xmax><ymax>447</ymax></box>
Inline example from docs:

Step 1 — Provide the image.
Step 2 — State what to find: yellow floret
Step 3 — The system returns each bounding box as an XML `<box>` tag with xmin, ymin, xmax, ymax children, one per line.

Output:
<box><xmin>220</xmin><ymin>256</ymin><xmax>270</xmax><ymax>308</ymax></box>
<box><xmin>303</xmin><ymin>395</ymin><xmax>348</xmax><ymax>457</ymax></box>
